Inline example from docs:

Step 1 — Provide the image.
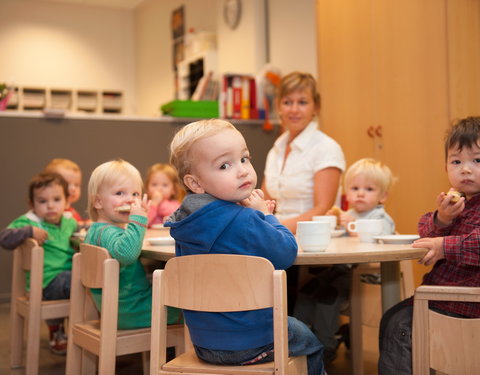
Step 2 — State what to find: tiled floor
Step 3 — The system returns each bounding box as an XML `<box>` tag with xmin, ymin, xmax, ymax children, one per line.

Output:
<box><xmin>0</xmin><ymin>301</ymin><xmax>379</xmax><ymax>374</ymax></box>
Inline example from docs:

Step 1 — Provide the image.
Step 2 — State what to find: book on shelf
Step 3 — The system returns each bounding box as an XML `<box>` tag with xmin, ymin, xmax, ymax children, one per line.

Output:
<box><xmin>220</xmin><ymin>73</ymin><xmax>258</xmax><ymax>120</ymax></box>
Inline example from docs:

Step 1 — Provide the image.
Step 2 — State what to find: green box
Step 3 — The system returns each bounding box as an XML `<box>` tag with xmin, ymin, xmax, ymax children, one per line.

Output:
<box><xmin>161</xmin><ymin>100</ymin><xmax>219</xmax><ymax>118</ymax></box>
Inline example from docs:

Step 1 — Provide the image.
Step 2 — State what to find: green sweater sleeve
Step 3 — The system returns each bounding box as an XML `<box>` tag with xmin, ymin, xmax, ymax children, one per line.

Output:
<box><xmin>97</xmin><ymin>215</ymin><xmax>147</xmax><ymax>266</ymax></box>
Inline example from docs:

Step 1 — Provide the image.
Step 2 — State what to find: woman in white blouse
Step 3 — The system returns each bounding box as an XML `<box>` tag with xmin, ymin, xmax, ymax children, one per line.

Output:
<box><xmin>262</xmin><ymin>71</ymin><xmax>345</xmax><ymax>233</ymax></box>
<box><xmin>262</xmin><ymin>72</ymin><xmax>348</xmax><ymax>364</ymax></box>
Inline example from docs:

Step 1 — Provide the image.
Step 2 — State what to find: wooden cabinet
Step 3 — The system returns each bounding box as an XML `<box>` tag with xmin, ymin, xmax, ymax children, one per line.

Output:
<box><xmin>317</xmin><ymin>0</ymin><xmax>480</xmax><ymax>288</ymax></box>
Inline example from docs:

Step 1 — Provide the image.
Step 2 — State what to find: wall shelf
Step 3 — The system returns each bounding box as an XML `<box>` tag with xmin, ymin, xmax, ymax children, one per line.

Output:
<box><xmin>1</xmin><ymin>87</ymin><xmax>122</xmax><ymax>114</ymax></box>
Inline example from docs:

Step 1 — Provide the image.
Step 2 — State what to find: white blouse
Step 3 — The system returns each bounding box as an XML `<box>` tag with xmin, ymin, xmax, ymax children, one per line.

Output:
<box><xmin>264</xmin><ymin>121</ymin><xmax>346</xmax><ymax>221</ymax></box>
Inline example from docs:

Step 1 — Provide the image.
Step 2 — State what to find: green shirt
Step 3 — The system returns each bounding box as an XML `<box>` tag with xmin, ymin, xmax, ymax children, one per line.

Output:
<box><xmin>85</xmin><ymin>215</ymin><xmax>181</xmax><ymax>329</ymax></box>
<box><xmin>8</xmin><ymin>211</ymin><xmax>77</xmax><ymax>289</ymax></box>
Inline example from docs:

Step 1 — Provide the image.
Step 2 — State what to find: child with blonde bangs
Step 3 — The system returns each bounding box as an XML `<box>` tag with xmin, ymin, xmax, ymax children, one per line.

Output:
<box><xmin>165</xmin><ymin>119</ymin><xmax>325</xmax><ymax>375</ymax></box>
<box><xmin>45</xmin><ymin>158</ymin><xmax>86</xmax><ymax>224</ymax></box>
<box><xmin>85</xmin><ymin>159</ymin><xmax>181</xmax><ymax>329</ymax></box>
<box><xmin>339</xmin><ymin>158</ymin><xmax>396</xmax><ymax>235</ymax></box>
<box><xmin>145</xmin><ymin>163</ymin><xmax>184</xmax><ymax>227</ymax></box>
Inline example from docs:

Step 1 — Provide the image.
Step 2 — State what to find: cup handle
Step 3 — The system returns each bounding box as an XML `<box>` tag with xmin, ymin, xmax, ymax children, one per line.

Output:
<box><xmin>347</xmin><ymin>221</ymin><xmax>357</xmax><ymax>232</ymax></box>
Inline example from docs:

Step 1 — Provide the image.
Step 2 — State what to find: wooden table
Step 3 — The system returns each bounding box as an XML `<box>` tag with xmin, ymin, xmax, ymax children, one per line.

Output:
<box><xmin>142</xmin><ymin>234</ymin><xmax>427</xmax><ymax>375</ymax></box>
<box><xmin>142</xmin><ymin>235</ymin><xmax>426</xmax><ymax>312</ymax></box>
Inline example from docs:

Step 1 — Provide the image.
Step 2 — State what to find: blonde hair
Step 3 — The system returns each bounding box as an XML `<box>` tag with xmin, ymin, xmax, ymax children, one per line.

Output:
<box><xmin>145</xmin><ymin>163</ymin><xmax>185</xmax><ymax>201</ymax></box>
<box><xmin>169</xmin><ymin>119</ymin><xmax>238</xmax><ymax>189</ymax></box>
<box><xmin>45</xmin><ymin>158</ymin><xmax>81</xmax><ymax>174</ymax></box>
<box><xmin>276</xmin><ymin>71</ymin><xmax>321</xmax><ymax>110</ymax></box>
<box><xmin>344</xmin><ymin>158</ymin><xmax>395</xmax><ymax>194</ymax></box>
<box><xmin>87</xmin><ymin>159</ymin><xmax>143</xmax><ymax>221</ymax></box>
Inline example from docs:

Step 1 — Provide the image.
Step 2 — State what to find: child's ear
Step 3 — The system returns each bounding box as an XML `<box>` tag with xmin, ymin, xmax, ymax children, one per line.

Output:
<box><xmin>183</xmin><ymin>174</ymin><xmax>205</xmax><ymax>194</ymax></box>
<box><xmin>93</xmin><ymin>195</ymin><xmax>103</xmax><ymax>210</ymax></box>
<box><xmin>379</xmin><ymin>191</ymin><xmax>388</xmax><ymax>204</ymax></box>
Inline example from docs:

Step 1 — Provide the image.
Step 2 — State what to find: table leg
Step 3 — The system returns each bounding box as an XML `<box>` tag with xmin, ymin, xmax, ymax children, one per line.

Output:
<box><xmin>380</xmin><ymin>261</ymin><xmax>401</xmax><ymax>312</ymax></box>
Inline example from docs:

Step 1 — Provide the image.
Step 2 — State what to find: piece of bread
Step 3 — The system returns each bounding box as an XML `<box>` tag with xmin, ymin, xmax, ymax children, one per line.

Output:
<box><xmin>447</xmin><ymin>190</ymin><xmax>463</xmax><ymax>203</ymax></box>
<box><xmin>329</xmin><ymin>206</ymin><xmax>342</xmax><ymax>226</ymax></box>
<box><xmin>115</xmin><ymin>205</ymin><xmax>131</xmax><ymax>212</ymax></box>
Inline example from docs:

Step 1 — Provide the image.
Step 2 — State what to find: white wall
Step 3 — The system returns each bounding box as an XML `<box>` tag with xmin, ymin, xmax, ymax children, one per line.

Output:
<box><xmin>135</xmin><ymin>0</ymin><xmax>218</xmax><ymax>117</ymax></box>
<box><xmin>0</xmin><ymin>0</ymin><xmax>136</xmax><ymax>113</ymax></box>
<box><xmin>0</xmin><ymin>0</ymin><xmax>317</xmax><ymax>116</ymax></box>
<box><xmin>268</xmin><ymin>0</ymin><xmax>317</xmax><ymax>77</ymax></box>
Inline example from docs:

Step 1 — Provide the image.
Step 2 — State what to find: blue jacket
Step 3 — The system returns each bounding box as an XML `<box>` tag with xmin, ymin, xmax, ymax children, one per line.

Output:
<box><xmin>165</xmin><ymin>195</ymin><xmax>297</xmax><ymax>350</ymax></box>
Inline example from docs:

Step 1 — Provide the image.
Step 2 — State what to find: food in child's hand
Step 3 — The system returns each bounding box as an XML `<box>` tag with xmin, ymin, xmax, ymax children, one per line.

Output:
<box><xmin>446</xmin><ymin>190</ymin><xmax>463</xmax><ymax>203</ymax></box>
<box><xmin>115</xmin><ymin>205</ymin><xmax>131</xmax><ymax>213</ymax></box>
<box><xmin>329</xmin><ymin>206</ymin><xmax>342</xmax><ymax>226</ymax></box>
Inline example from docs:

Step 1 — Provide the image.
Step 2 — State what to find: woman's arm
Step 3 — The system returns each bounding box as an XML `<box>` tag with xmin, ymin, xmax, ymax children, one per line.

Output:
<box><xmin>281</xmin><ymin>167</ymin><xmax>341</xmax><ymax>233</ymax></box>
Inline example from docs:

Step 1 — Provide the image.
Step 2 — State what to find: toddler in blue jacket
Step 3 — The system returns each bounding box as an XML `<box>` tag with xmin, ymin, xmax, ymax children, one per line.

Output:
<box><xmin>165</xmin><ymin>119</ymin><xmax>325</xmax><ymax>374</ymax></box>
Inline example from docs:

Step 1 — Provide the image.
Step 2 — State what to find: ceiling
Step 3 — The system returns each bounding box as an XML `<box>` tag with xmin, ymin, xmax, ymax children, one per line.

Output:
<box><xmin>39</xmin><ymin>0</ymin><xmax>145</xmax><ymax>10</ymax></box>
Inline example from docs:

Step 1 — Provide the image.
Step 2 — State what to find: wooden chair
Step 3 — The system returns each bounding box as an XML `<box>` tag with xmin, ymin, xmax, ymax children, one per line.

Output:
<box><xmin>349</xmin><ymin>260</ymin><xmax>415</xmax><ymax>375</ymax></box>
<box><xmin>150</xmin><ymin>254</ymin><xmax>308</xmax><ymax>375</ymax></box>
<box><xmin>66</xmin><ymin>243</ymin><xmax>184</xmax><ymax>375</ymax></box>
<box><xmin>412</xmin><ymin>285</ymin><xmax>480</xmax><ymax>375</ymax></box>
<box><xmin>10</xmin><ymin>238</ymin><xmax>70</xmax><ymax>375</ymax></box>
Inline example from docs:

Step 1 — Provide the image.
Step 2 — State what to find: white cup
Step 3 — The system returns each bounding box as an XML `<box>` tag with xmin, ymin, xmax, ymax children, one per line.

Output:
<box><xmin>312</xmin><ymin>215</ymin><xmax>337</xmax><ymax>231</ymax></box>
<box><xmin>296</xmin><ymin>221</ymin><xmax>331</xmax><ymax>252</ymax></box>
<box><xmin>347</xmin><ymin>219</ymin><xmax>384</xmax><ymax>243</ymax></box>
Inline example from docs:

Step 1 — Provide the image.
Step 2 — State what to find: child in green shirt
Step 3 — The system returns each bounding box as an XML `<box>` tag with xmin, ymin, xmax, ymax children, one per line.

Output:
<box><xmin>0</xmin><ymin>172</ymin><xmax>77</xmax><ymax>355</ymax></box>
<box><xmin>85</xmin><ymin>159</ymin><xmax>181</xmax><ymax>329</ymax></box>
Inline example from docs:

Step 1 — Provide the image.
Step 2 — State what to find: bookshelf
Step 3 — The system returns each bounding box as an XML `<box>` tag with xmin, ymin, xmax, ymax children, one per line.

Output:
<box><xmin>176</xmin><ymin>50</ymin><xmax>218</xmax><ymax>100</ymax></box>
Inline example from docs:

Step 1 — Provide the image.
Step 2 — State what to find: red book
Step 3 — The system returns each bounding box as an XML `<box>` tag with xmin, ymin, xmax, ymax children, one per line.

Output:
<box><xmin>249</xmin><ymin>77</ymin><xmax>258</xmax><ymax>119</ymax></box>
<box><xmin>232</xmin><ymin>76</ymin><xmax>242</xmax><ymax>119</ymax></box>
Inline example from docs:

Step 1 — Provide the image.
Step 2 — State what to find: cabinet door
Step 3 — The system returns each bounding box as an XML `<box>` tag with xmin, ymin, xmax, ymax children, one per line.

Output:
<box><xmin>317</xmin><ymin>0</ymin><xmax>449</xmax><ymax>235</ymax></box>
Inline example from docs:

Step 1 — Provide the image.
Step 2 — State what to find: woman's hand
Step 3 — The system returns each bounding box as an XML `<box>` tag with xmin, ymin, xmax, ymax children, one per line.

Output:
<box><xmin>130</xmin><ymin>194</ymin><xmax>151</xmax><ymax>217</ymax></box>
<box><xmin>435</xmin><ymin>189</ymin><xmax>465</xmax><ymax>226</ymax></box>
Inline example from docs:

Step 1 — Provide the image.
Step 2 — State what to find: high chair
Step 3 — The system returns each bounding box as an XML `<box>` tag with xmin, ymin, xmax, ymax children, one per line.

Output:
<box><xmin>10</xmin><ymin>238</ymin><xmax>70</xmax><ymax>375</ymax></box>
<box><xmin>412</xmin><ymin>285</ymin><xmax>480</xmax><ymax>375</ymax></box>
<box><xmin>150</xmin><ymin>254</ymin><xmax>308</xmax><ymax>375</ymax></box>
<box><xmin>349</xmin><ymin>260</ymin><xmax>415</xmax><ymax>375</ymax></box>
<box><xmin>66</xmin><ymin>243</ymin><xmax>184</xmax><ymax>375</ymax></box>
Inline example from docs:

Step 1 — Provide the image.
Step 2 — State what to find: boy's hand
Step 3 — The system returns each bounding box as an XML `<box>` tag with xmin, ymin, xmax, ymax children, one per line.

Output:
<box><xmin>436</xmin><ymin>189</ymin><xmax>465</xmax><ymax>226</ymax></box>
<box><xmin>32</xmin><ymin>226</ymin><xmax>48</xmax><ymax>245</ymax></box>
<box><xmin>413</xmin><ymin>237</ymin><xmax>445</xmax><ymax>266</ymax></box>
<box><xmin>240</xmin><ymin>189</ymin><xmax>272</xmax><ymax>215</ymax></box>
<box><xmin>130</xmin><ymin>194</ymin><xmax>151</xmax><ymax>217</ymax></box>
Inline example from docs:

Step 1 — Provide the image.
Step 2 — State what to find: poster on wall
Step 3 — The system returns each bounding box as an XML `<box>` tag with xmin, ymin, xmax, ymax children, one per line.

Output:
<box><xmin>171</xmin><ymin>5</ymin><xmax>185</xmax><ymax>70</ymax></box>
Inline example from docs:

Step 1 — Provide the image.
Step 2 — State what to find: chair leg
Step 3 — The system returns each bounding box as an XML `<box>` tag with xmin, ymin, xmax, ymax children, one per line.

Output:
<box><xmin>24</xmin><ymin>315</ymin><xmax>41</xmax><ymax>375</ymax></box>
<box><xmin>350</xmin><ymin>266</ymin><xmax>364</xmax><ymax>375</ymax></box>
<box><xmin>66</xmin><ymin>339</ymin><xmax>83</xmax><ymax>375</ymax></box>
<box><xmin>10</xmin><ymin>309</ymin><xmax>24</xmax><ymax>368</ymax></box>
<box><xmin>81</xmin><ymin>350</ymin><xmax>97</xmax><ymax>375</ymax></box>
<box><xmin>141</xmin><ymin>351</ymin><xmax>149</xmax><ymax>375</ymax></box>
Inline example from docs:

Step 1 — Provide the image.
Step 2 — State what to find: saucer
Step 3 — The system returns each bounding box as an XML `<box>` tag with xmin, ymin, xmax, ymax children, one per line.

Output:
<box><xmin>374</xmin><ymin>234</ymin><xmax>420</xmax><ymax>244</ymax></box>
<box><xmin>148</xmin><ymin>237</ymin><xmax>175</xmax><ymax>246</ymax></box>
<box><xmin>331</xmin><ymin>228</ymin><xmax>346</xmax><ymax>238</ymax></box>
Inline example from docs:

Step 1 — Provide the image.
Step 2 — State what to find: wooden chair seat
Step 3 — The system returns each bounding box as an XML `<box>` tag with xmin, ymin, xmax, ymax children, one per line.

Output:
<box><xmin>150</xmin><ymin>254</ymin><xmax>308</xmax><ymax>375</ymax></box>
<box><xmin>161</xmin><ymin>351</ymin><xmax>306</xmax><ymax>375</ymax></box>
<box><xmin>10</xmin><ymin>238</ymin><xmax>70</xmax><ymax>375</ymax></box>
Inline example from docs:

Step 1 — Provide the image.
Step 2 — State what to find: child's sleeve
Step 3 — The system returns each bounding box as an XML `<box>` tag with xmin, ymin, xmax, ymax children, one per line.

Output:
<box><xmin>100</xmin><ymin>215</ymin><xmax>148</xmax><ymax>265</ymax></box>
<box><xmin>244</xmin><ymin>211</ymin><xmax>298</xmax><ymax>270</ymax></box>
<box><xmin>418</xmin><ymin>211</ymin><xmax>453</xmax><ymax>237</ymax></box>
<box><xmin>443</xmin><ymin>231</ymin><xmax>480</xmax><ymax>267</ymax></box>
<box><xmin>0</xmin><ymin>226</ymin><xmax>33</xmax><ymax>250</ymax></box>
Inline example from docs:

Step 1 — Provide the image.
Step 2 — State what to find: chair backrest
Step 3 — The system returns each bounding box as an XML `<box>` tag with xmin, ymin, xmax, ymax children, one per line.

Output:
<box><xmin>76</xmin><ymin>243</ymin><xmax>119</xmax><ymax>325</ymax></box>
<box><xmin>151</xmin><ymin>254</ymin><xmax>289</xmax><ymax>373</ymax></box>
<box><xmin>18</xmin><ymin>238</ymin><xmax>40</xmax><ymax>271</ymax></box>
<box><xmin>412</xmin><ymin>285</ymin><xmax>480</xmax><ymax>375</ymax></box>
<box><xmin>162</xmin><ymin>254</ymin><xmax>275</xmax><ymax>312</ymax></box>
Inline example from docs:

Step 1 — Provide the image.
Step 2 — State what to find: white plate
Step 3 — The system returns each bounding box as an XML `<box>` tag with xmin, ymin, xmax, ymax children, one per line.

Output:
<box><xmin>374</xmin><ymin>234</ymin><xmax>420</xmax><ymax>244</ymax></box>
<box><xmin>72</xmin><ymin>232</ymin><xmax>86</xmax><ymax>239</ymax></box>
<box><xmin>148</xmin><ymin>237</ymin><xmax>175</xmax><ymax>246</ymax></box>
<box><xmin>150</xmin><ymin>224</ymin><xmax>165</xmax><ymax>229</ymax></box>
<box><xmin>331</xmin><ymin>228</ymin><xmax>346</xmax><ymax>237</ymax></box>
